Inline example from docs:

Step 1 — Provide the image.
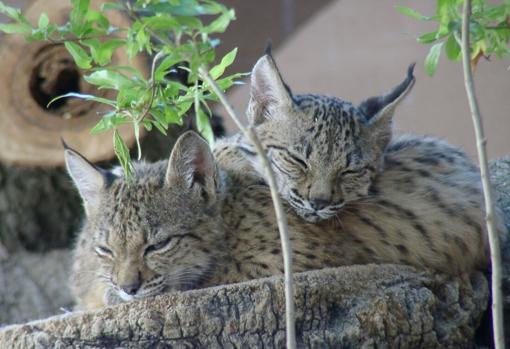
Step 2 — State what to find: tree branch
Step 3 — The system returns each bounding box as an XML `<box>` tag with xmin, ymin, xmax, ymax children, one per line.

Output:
<box><xmin>198</xmin><ymin>66</ymin><xmax>296</xmax><ymax>349</ymax></box>
<box><xmin>135</xmin><ymin>50</ymin><xmax>164</xmax><ymax>124</ymax></box>
<box><xmin>461</xmin><ymin>1</ymin><xmax>504</xmax><ymax>348</ymax></box>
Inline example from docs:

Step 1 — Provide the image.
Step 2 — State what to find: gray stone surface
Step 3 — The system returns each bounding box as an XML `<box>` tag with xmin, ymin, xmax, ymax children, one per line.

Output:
<box><xmin>0</xmin><ymin>265</ymin><xmax>488</xmax><ymax>348</ymax></box>
<box><xmin>491</xmin><ymin>157</ymin><xmax>510</xmax><ymax>348</ymax></box>
<box><xmin>0</xmin><ymin>250</ymin><xmax>73</xmax><ymax>326</ymax></box>
<box><xmin>491</xmin><ymin>157</ymin><xmax>510</xmax><ymax>230</ymax></box>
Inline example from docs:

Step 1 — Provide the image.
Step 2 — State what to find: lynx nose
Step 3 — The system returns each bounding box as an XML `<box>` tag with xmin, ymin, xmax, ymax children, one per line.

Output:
<box><xmin>120</xmin><ymin>281</ymin><xmax>141</xmax><ymax>295</ymax></box>
<box><xmin>310</xmin><ymin>199</ymin><xmax>330</xmax><ymax>210</ymax></box>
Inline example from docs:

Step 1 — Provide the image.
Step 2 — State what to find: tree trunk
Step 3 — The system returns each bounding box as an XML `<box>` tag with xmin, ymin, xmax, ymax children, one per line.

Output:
<box><xmin>0</xmin><ymin>264</ymin><xmax>489</xmax><ymax>348</ymax></box>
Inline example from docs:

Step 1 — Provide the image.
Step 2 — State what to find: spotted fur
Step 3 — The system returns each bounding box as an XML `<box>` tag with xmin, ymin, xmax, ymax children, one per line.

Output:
<box><xmin>67</xmin><ymin>131</ymin><xmax>494</xmax><ymax>310</ymax></box>
<box><xmin>225</xmin><ymin>54</ymin><xmax>418</xmax><ymax>223</ymax></box>
<box><xmin>217</xmin><ymin>54</ymin><xmax>505</xmax><ymax>252</ymax></box>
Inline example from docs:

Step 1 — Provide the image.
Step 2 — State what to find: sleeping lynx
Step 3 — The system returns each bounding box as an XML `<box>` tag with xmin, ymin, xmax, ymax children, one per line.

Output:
<box><xmin>217</xmin><ymin>53</ymin><xmax>496</xmax><ymax>231</ymax></box>
<box><xmin>66</xmin><ymin>129</ymin><xmax>490</xmax><ymax>310</ymax></box>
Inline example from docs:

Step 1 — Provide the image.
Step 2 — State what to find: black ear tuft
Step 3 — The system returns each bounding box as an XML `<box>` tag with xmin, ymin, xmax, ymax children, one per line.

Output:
<box><xmin>407</xmin><ymin>62</ymin><xmax>416</xmax><ymax>78</ymax></box>
<box><xmin>264</xmin><ymin>40</ymin><xmax>273</xmax><ymax>56</ymax></box>
<box><xmin>61</xmin><ymin>137</ymin><xmax>70</xmax><ymax>150</ymax></box>
<box><xmin>359</xmin><ymin>63</ymin><xmax>416</xmax><ymax>122</ymax></box>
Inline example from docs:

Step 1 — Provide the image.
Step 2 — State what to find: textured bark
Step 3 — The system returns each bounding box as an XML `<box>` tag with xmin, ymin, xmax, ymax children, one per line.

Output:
<box><xmin>0</xmin><ymin>265</ymin><xmax>488</xmax><ymax>349</ymax></box>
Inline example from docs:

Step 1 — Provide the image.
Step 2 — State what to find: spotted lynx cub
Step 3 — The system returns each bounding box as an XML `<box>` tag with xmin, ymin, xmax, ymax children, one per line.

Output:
<box><xmin>217</xmin><ymin>53</ymin><xmax>496</xmax><ymax>230</ymax></box>
<box><xmin>67</xmin><ymin>131</ymin><xmax>489</xmax><ymax>310</ymax></box>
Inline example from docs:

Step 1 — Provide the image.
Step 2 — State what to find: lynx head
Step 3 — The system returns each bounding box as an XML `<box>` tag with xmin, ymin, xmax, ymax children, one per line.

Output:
<box><xmin>65</xmin><ymin>132</ymin><xmax>223</xmax><ymax>304</ymax></box>
<box><xmin>240</xmin><ymin>53</ymin><xmax>415</xmax><ymax>222</ymax></box>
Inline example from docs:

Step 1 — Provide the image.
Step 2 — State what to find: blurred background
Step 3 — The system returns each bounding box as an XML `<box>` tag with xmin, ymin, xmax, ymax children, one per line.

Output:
<box><xmin>0</xmin><ymin>0</ymin><xmax>508</xmax><ymax>327</ymax></box>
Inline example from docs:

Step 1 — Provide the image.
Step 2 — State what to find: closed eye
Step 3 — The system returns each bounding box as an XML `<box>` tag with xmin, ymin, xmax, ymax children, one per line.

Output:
<box><xmin>95</xmin><ymin>245</ymin><xmax>114</xmax><ymax>257</ymax></box>
<box><xmin>340</xmin><ymin>168</ymin><xmax>369</xmax><ymax>176</ymax></box>
<box><xmin>266</xmin><ymin>144</ymin><xmax>308</xmax><ymax>170</ymax></box>
<box><xmin>287</xmin><ymin>153</ymin><xmax>308</xmax><ymax>170</ymax></box>
<box><xmin>144</xmin><ymin>237</ymin><xmax>173</xmax><ymax>256</ymax></box>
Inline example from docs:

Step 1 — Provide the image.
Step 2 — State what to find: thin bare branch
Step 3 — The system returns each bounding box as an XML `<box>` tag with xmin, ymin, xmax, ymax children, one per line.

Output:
<box><xmin>135</xmin><ymin>50</ymin><xmax>165</xmax><ymax>124</ymax></box>
<box><xmin>461</xmin><ymin>1</ymin><xmax>505</xmax><ymax>348</ymax></box>
<box><xmin>199</xmin><ymin>66</ymin><xmax>296</xmax><ymax>349</ymax></box>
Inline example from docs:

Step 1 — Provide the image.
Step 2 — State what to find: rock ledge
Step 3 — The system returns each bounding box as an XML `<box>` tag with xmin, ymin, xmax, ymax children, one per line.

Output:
<box><xmin>0</xmin><ymin>264</ymin><xmax>488</xmax><ymax>348</ymax></box>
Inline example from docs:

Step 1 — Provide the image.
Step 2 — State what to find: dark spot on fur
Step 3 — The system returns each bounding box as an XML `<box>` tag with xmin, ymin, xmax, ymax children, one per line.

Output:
<box><xmin>396</xmin><ymin>244</ymin><xmax>409</xmax><ymax>255</ymax></box>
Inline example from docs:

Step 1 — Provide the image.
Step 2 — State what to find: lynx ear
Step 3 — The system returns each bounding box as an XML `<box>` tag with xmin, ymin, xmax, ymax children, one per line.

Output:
<box><xmin>359</xmin><ymin>63</ymin><xmax>415</xmax><ymax>150</ymax></box>
<box><xmin>247</xmin><ymin>52</ymin><xmax>294</xmax><ymax>125</ymax></box>
<box><xmin>165</xmin><ymin>131</ymin><xmax>217</xmax><ymax>204</ymax></box>
<box><xmin>64</xmin><ymin>145</ymin><xmax>107</xmax><ymax>215</ymax></box>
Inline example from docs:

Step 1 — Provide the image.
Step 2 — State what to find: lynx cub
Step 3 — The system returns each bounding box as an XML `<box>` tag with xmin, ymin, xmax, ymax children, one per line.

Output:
<box><xmin>67</xmin><ymin>131</ymin><xmax>488</xmax><ymax>310</ymax></box>
<box><xmin>215</xmin><ymin>54</ymin><xmax>506</xmax><ymax>271</ymax></box>
<box><xmin>218</xmin><ymin>53</ymin><xmax>495</xmax><ymax>228</ymax></box>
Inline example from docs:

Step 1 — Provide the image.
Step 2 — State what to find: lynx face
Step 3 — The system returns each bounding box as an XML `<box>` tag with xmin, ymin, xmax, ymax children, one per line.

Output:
<box><xmin>66</xmin><ymin>133</ymin><xmax>223</xmax><ymax>305</ymax></box>
<box><xmin>239</xmin><ymin>54</ymin><xmax>415</xmax><ymax>222</ymax></box>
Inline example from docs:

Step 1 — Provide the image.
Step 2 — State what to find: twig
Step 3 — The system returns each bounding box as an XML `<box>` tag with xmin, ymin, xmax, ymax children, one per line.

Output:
<box><xmin>199</xmin><ymin>66</ymin><xmax>296</xmax><ymax>349</ymax></box>
<box><xmin>120</xmin><ymin>0</ymin><xmax>172</xmax><ymax>47</ymax></box>
<box><xmin>46</xmin><ymin>34</ymin><xmax>114</xmax><ymax>44</ymax></box>
<box><xmin>461</xmin><ymin>1</ymin><xmax>504</xmax><ymax>348</ymax></box>
<box><xmin>135</xmin><ymin>50</ymin><xmax>165</xmax><ymax>124</ymax></box>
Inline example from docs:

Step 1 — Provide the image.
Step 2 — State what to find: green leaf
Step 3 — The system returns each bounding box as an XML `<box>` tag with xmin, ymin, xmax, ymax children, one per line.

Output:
<box><xmin>38</xmin><ymin>13</ymin><xmax>49</xmax><ymax>29</ymax></box>
<box><xmin>48</xmin><ymin>92</ymin><xmax>116</xmax><ymax>108</ymax></box>
<box><xmin>150</xmin><ymin>117</ymin><xmax>168</xmax><ymax>134</ymax></box>
<box><xmin>142</xmin><ymin>119</ymin><xmax>153</xmax><ymax>132</ymax></box>
<box><xmin>101</xmin><ymin>65</ymin><xmax>144</xmax><ymax>80</ymax></box>
<box><xmin>214</xmin><ymin>72</ymin><xmax>247</xmax><ymax>91</ymax></box>
<box><xmin>116</xmin><ymin>86</ymin><xmax>143</xmax><ymax>108</ymax></box>
<box><xmin>69</xmin><ymin>0</ymin><xmax>90</xmax><ymax>35</ymax></box>
<box><xmin>177</xmin><ymin>100</ymin><xmax>193</xmax><ymax>116</ymax></box>
<box><xmin>395</xmin><ymin>5</ymin><xmax>428</xmax><ymax>20</ymax></box>
<box><xmin>163</xmin><ymin>107</ymin><xmax>180</xmax><ymax>124</ymax></box>
<box><xmin>424</xmin><ymin>41</ymin><xmax>444</xmax><ymax>76</ymax></box>
<box><xmin>210</xmin><ymin>47</ymin><xmax>237</xmax><ymax>79</ymax></box>
<box><xmin>135</xmin><ymin>26</ymin><xmax>151</xmax><ymax>54</ymax></box>
<box><xmin>196</xmin><ymin>105</ymin><xmax>214</xmax><ymax>146</ymax></box>
<box><xmin>64</xmin><ymin>41</ymin><xmax>92</xmax><ymax>69</ymax></box>
<box><xmin>175</xmin><ymin>16</ymin><xmax>203</xmax><ymax>30</ymax></box>
<box><xmin>113</xmin><ymin>129</ymin><xmax>133</xmax><ymax>180</ymax></box>
<box><xmin>155</xmin><ymin>54</ymin><xmax>181</xmax><ymax>81</ymax></box>
<box><xmin>86</xmin><ymin>10</ymin><xmax>109</xmax><ymax>31</ymax></box>
<box><xmin>0</xmin><ymin>2</ymin><xmax>29</xmax><ymax>23</ymax></box>
<box><xmin>417</xmin><ymin>31</ymin><xmax>440</xmax><ymax>44</ymax></box>
<box><xmin>143</xmin><ymin>1</ymin><xmax>220</xmax><ymax>16</ymax></box>
<box><xmin>149</xmin><ymin>108</ymin><xmax>169</xmax><ymax>134</ymax></box>
<box><xmin>0</xmin><ymin>22</ymin><xmax>32</xmax><ymax>34</ymax></box>
<box><xmin>445</xmin><ymin>34</ymin><xmax>461</xmax><ymax>60</ymax></box>
<box><xmin>437</xmin><ymin>0</ymin><xmax>459</xmax><ymax>35</ymax></box>
<box><xmin>71</xmin><ymin>0</ymin><xmax>90</xmax><ymax>20</ymax></box>
<box><xmin>90</xmin><ymin>111</ymin><xmax>127</xmax><ymax>133</ymax></box>
<box><xmin>84</xmin><ymin>70</ymin><xmax>133</xmax><ymax>90</ymax></box>
<box><xmin>142</xmin><ymin>15</ymin><xmax>179</xmax><ymax>30</ymax></box>
<box><xmin>29</xmin><ymin>28</ymin><xmax>45</xmax><ymax>41</ymax></box>
<box><xmin>101</xmin><ymin>2</ymin><xmax>123</xmax><ymax>11</ymax></box>
<box><xmin>83</xmin><ymin>38</ymin><xmax>125</xmax><ymax>66</ymax></box>
<box><xmin>203</xmin><ymin>8</ymin><xmax>235</xmax><ymax>33</ymax></box>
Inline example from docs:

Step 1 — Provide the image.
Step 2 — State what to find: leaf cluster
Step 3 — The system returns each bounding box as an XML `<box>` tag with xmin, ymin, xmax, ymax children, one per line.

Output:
<box><xmin>397</xmin><ymin>0</ymin><xmax>510</xmax><ymax>75</ymax></box>
<box><xmin>0</xmin><ymin>0</ymin><xmax>244</xmax><ymax>179</ymax></box>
